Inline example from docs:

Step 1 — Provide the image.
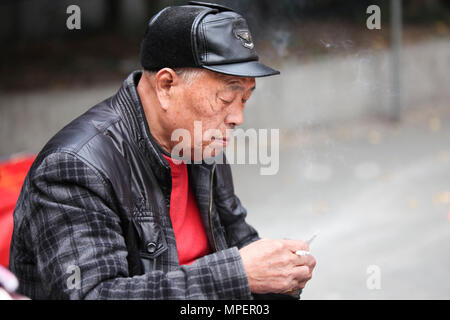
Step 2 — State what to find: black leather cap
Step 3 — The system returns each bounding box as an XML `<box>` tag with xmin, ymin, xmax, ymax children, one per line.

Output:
<box><xmin>140</xmin><ymin>1</ymin><xmax>280</xmax><ymax>78</ymax></box>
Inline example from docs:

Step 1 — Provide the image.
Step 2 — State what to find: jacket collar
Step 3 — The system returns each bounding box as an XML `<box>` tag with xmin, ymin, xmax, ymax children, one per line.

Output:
<box><xmin>114</xmin><ymin>71</ymin><xmax>172</xmax><ymax>192</ymax></box>
<box><xmin>115</xmin><ymin>71</ymin><xmax>216</xmax><ymax>193</ymax></box>
<box><xmin>115</xmin><ymin>71</ymin><xmax>220</xmax><ymax>245</ymax></box>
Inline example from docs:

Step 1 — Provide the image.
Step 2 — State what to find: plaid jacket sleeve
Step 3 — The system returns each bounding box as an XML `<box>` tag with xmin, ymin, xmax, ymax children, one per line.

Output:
<box><xmin>12</xmin><ymin>151</ymin><xmax>252</xmax><ymax>300</ymax></box>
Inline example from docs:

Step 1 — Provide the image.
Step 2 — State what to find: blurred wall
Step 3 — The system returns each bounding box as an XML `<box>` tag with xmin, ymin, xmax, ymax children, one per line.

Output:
<box><xmin>0</xmin><ymin>0</ymin><xmax>154</xmax><ymax>40</ymax></box>
<box><xmin>0</xmin><ymin>85</ymin><xmax>119</xmax><ymax>158</ymax></box>
<box><xmin>1</xmin><ymin>36</ymin><xmax>449</xmax><ymax>157</ymax></box>
<box><xmin>244</xmin><ymin>38</ymin><xmax>450</xmax><ymax>130</ymax></box>
<box><xmin>0</xmin><ymin>0</ymin><xmax>449</xmax><ymax>157</ymax></box>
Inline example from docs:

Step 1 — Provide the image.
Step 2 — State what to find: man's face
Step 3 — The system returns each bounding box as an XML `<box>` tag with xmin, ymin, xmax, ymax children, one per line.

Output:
<box><xmin>168</xmin><ymin>70</ymin><xmax>256</xmax><ymax>159</ymax></box>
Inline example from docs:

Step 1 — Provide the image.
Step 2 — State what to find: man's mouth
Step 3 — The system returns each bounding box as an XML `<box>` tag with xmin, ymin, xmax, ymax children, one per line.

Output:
<box><xmin>210</xmin><ymin>137</ymin><xmax>229</xmax><ymax>147</ymax></box>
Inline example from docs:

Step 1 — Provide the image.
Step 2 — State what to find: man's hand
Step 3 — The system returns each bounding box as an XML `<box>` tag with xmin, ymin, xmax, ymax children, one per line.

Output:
<box><xmin>239</xmin><ymin>239</ymin><xmax>316</xmax><ymax>294</ymax></box>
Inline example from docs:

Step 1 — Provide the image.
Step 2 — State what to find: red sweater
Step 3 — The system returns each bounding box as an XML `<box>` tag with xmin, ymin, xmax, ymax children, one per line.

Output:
<box><xmin>162</xmin><ymin>155</ymin><xmax>211</xmax><ymax>265</ymax></box>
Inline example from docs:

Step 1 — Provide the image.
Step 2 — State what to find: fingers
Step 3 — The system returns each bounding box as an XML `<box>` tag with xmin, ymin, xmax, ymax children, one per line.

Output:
<box><xmin>292</xmin><ymin>253</ymin><xmax>316</xmax><ymax>269</ymax></box>
<box><xmin>297</xmin><ymin>280</ymin><xmax>308</xmax><ymax>289</ymax></box>
<box><xmin>276</xmin><ymin>239</ymin><xmax>316</xmax><ymax>270</ymax></box>
<box><xmin>240</xmin><ymin>238</ymin><xmax>316</xmax><ymax>294</ymax></box>
<box><xmin>290</xmin><ymin>257</ymin><xmax>316</xmax><ymax>292</ymax></box>
<box><xmin>281</xmin><ymin>265</ymin><xmax>313</xmax><ymax>293</ymax></box>
<box><xmin>294</xmin><ymin>265</ymin><xmax>313</xmax><ymax>286</ymax></box>
<box><xmin>279</xmin><ymin>239</ymin><xmax>310</xmax><ymax>252</ymax></box>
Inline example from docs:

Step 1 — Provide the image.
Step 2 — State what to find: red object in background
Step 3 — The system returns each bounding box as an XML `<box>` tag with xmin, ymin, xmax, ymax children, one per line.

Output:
<box><xmin>0</xmin><ymin>155</ymin><xmax>36</xmax><ymax>267</ymax></box>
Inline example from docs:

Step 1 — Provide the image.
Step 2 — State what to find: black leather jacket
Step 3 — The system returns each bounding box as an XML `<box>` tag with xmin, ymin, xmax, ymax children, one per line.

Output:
<box><xmin>92</xmin><ymin>70</ymin><xmax>261</xmax><ymax>274</ymax></box>
<box><xmin>10</xmin><ymin>71</ymin><xmax>261</xmax><ymax>299</ymax></box>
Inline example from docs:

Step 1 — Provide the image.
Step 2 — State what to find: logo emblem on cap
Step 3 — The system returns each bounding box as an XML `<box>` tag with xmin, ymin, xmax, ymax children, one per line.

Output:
<box><xmin>235</xmin><ymin>30</ymin><xmax>254</xmax><ymax>49</ymax></box>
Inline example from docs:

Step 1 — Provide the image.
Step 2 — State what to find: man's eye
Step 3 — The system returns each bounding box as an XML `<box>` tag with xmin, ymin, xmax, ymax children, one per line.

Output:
<box><xmin>217</xmin><ymin>89</ymin><xmax>236</xmax><ymax>104</ymax></box>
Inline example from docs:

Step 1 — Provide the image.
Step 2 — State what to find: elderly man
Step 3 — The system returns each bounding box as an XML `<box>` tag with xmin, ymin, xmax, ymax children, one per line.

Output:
<box><xmin>9</xmin><ymin>2</ymin><xmax>315</xmax><ymax>299</ymax></box>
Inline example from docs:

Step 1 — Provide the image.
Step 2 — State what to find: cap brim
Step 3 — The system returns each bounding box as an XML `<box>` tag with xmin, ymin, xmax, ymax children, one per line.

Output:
<box><xmin>202</xmin><ymin>61</ymin><xmax>280</xmax><ymax>78</ymax></box>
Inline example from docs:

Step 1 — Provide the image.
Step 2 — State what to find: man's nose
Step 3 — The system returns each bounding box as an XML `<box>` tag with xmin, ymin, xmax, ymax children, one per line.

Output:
<box><xmin>225</xmin><ymin>103</ymin><xmax>244</xmax><ymax>127</ymax></box>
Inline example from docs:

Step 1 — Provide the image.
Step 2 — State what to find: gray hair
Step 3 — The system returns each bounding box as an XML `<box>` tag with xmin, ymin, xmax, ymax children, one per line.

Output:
<box><xmin>144</xmin><ymin>67</ymin><xmax>206</xmax><ymax>86</ymax></box>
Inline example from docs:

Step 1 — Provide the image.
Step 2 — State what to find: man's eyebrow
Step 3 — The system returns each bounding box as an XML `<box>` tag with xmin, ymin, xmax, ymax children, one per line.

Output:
<box><xmin>227</xmin><ymin>83</ymin><xmax>256</xmax><ymax>92</ymax></box>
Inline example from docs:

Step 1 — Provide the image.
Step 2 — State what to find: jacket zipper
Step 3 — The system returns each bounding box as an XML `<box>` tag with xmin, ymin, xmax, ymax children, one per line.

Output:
<box><xmin>209</xmin><ymin>163</ymin><xmax>218</xmax><ymax>252</ymax></box>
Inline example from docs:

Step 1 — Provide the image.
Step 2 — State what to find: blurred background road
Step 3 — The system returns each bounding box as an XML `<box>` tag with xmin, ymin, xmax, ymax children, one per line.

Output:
<box><xmin>234</xmin><ymin>102</ymin><xmax>450</xmax><ymax>299</ymax></box>
<box><xmin>0</xmin><ymin>0</ymin><xmax>449</xmax><ymax>299</ymax></box>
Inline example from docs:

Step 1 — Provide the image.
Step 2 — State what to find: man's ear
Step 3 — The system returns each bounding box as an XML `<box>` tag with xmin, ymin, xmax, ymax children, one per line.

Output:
<box><xmin>154</xmin><ymin>68</ymin><xmax>180</xmax><ymax>111</ymax></box>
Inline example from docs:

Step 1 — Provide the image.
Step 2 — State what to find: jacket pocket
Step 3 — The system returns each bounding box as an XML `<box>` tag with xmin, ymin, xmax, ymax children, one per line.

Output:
<box><xmin>133</xmin><ymin>216</ymin><xmax>168</xmax><ymax>260</ymax></box>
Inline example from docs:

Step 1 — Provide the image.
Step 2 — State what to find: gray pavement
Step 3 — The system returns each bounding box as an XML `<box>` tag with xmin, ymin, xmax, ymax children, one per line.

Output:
<box><xmin>231</xmin><ymin>103</ymin><xmax>450</xmax><ymax>299</ymax></box>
